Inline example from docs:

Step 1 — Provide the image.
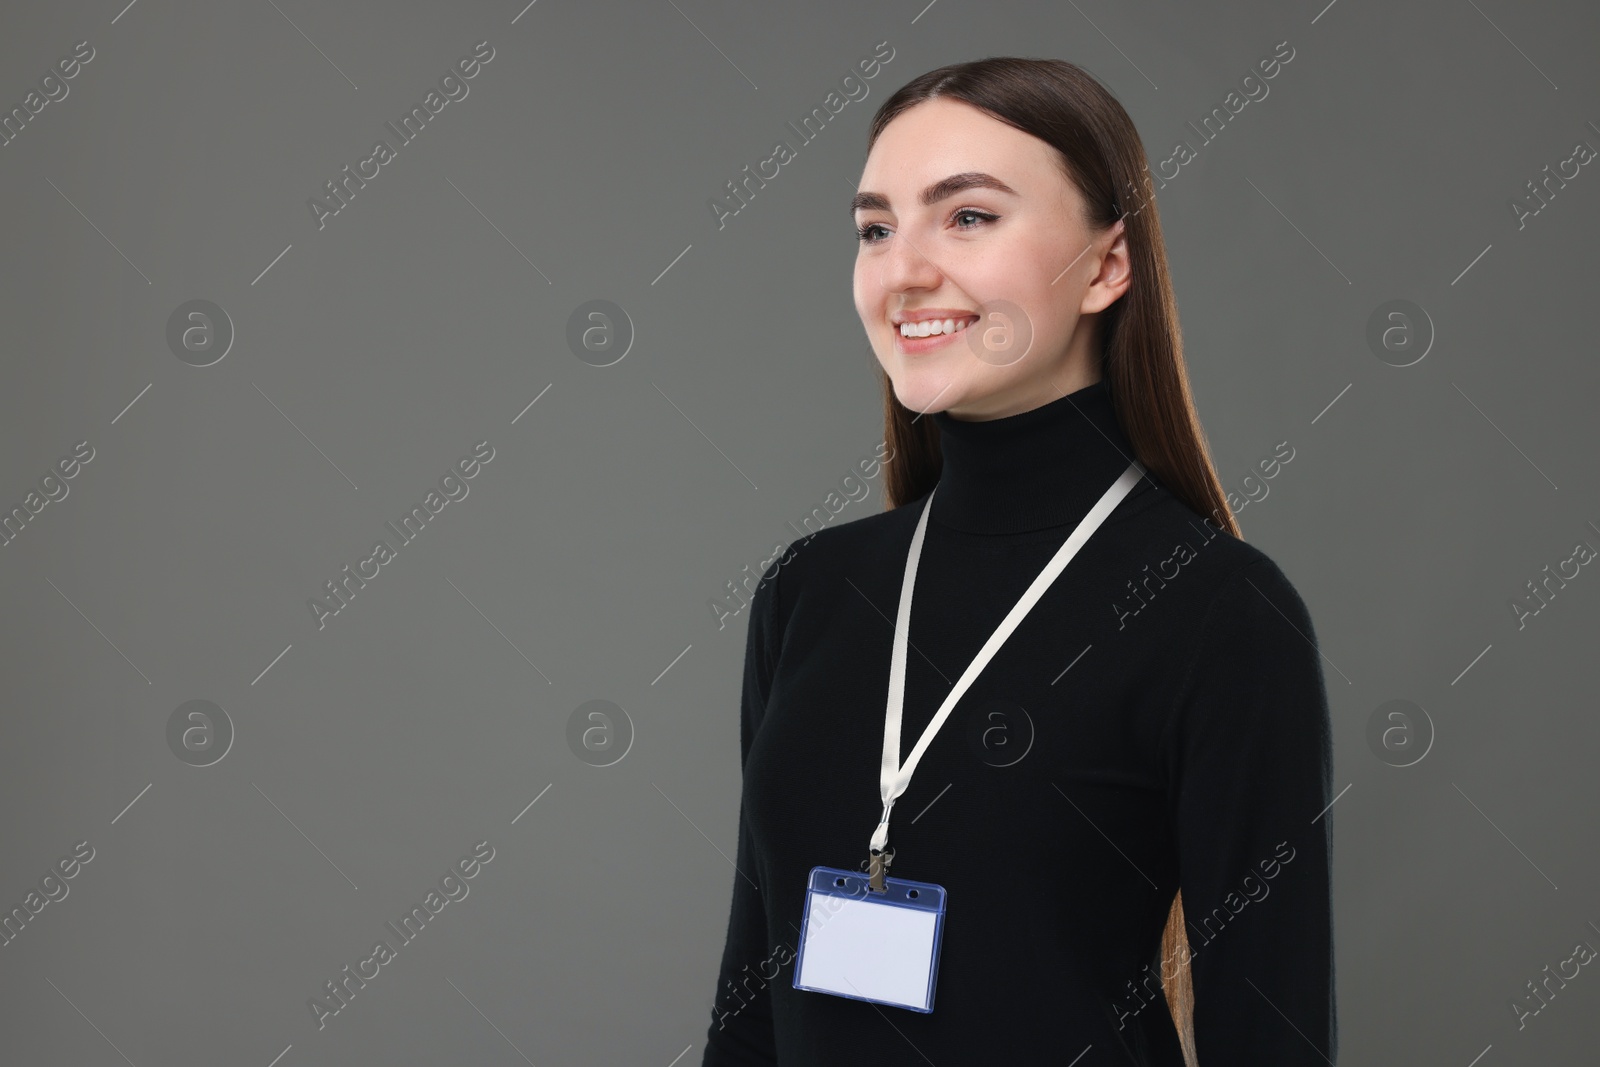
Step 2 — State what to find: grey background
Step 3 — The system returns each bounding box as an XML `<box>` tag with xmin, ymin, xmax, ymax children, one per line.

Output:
<box><xmin>1</xmin><ymin>0</ymin><xmax>1597</xmax><ymax>1064</ymax></box>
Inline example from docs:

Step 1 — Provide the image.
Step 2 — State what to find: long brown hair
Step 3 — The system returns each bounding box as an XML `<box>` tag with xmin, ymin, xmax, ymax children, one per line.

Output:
<box><xmin>865</xmin><ymin>57</ymin><xmax>1241</xmax><ymax>1066</ymax></box>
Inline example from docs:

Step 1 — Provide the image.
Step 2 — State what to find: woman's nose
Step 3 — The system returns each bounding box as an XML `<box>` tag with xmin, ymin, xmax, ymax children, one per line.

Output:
<box><xmin>874</xmin><ymin>231</ymin><xmax>944</xmax><ymax>295</ymax></box>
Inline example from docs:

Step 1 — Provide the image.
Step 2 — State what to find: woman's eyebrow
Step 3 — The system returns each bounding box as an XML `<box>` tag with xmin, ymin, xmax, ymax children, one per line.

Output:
<box><xmin>849</xmin><ymin>172</ymin><xmax>1019</xmax><ymax>215</ymax></box>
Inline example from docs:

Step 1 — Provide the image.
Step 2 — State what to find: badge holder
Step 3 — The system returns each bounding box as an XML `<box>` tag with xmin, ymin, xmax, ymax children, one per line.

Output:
<box><xmin>792</xmin><ymin>861</ymin><xmax>948</xmax><ymax>1013</ymax></box>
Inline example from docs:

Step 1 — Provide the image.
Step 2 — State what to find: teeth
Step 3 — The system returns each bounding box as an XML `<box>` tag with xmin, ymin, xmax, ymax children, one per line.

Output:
<box><xmin>899</xmin><ymin>317</ymin><xmax>974</xmax><ymax>338</ymax></box>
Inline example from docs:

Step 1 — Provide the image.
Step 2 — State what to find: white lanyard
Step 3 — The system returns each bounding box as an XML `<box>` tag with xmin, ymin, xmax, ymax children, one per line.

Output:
<box><xmin>868</xmin><ymin>459</ymin><xmax>1146</xmax><ymax>868</ymax></box>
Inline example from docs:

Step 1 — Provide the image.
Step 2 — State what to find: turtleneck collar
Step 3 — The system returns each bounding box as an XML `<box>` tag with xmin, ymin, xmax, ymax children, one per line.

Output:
<box><xmin>928</xmin><ymin>379</ymin><xmax>1139</xmax><ymax>536</ymax></box>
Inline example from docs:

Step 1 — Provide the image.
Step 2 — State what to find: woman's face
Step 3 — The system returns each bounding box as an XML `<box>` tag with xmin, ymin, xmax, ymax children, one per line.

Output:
<box><xmin>852</xmin><ymin>97</ymin><xmax>1130</xmax><ymax>420</ymax></box>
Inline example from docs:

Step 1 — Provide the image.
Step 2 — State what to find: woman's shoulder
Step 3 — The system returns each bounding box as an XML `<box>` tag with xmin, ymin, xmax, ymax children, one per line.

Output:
<box><xmin>758</xmin><ymin>494</ymin><xmax>927</xmax><ymax>604</ymax></box>
<box><xmin>1116</xmin><ymin>479</ymin><xmax>1316</xmax><ymax>626</ymax></box>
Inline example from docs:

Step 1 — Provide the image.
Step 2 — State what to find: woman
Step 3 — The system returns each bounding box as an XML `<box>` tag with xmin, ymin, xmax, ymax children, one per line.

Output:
<box><xmin>703</xmin><ymin>57</ymin><xmax>1335</xmax><ymax>1066</ymax></box>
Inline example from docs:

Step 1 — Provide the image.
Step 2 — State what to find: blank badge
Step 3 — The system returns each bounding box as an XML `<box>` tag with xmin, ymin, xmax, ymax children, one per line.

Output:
<box><xmin>792</xmin><ymin>866</ymin><xmax>947</xmax><ymax>1012</ymax></box>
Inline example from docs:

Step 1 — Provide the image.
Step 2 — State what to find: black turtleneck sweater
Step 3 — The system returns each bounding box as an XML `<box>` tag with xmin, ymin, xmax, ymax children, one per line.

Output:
<box><xmin>701</xmin><ymin>380</ymin><xmax>1336</xmax><ymax>1065</ymax></box>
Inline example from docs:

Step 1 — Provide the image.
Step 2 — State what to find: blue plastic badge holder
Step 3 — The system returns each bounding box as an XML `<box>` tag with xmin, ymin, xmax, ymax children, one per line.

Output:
<box><xmin>792</xmin><ymin>865</ymin><xmax>947</xmax><ymax>1013</ymax></box>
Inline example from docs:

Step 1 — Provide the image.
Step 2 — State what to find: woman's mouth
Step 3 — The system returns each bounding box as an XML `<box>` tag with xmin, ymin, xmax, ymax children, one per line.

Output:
<box><xmin>894</xmin><ymin>315</ymin><xmax>980</xmax><ymax>354</ymax></box>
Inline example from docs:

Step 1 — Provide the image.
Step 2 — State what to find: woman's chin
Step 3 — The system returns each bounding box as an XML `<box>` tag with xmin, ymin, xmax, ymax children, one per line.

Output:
<box><xmin>891</xmin><ymin>375</ymin><xmax>965</xmax><ymax>416</ymax></box>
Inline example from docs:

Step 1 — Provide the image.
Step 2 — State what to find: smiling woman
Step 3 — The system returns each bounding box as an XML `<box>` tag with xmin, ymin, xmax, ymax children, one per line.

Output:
<box><xmin>702</xmin><ymin>57</ymin><xmax>1336</xmax><ymax>1067</ymax></box>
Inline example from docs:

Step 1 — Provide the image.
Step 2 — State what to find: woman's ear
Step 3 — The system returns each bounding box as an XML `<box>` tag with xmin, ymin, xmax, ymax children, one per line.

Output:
<box><xmin>1082</xmin><ymin>221</ymin><xmax>1131</xmax><ymax>314</ymax></box>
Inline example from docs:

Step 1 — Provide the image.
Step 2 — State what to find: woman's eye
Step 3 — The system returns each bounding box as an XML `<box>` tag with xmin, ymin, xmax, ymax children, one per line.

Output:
<box><xmin>855</xmin><ymin>210</ymin><xmax>996</xmax><ymax>245</ymax></box>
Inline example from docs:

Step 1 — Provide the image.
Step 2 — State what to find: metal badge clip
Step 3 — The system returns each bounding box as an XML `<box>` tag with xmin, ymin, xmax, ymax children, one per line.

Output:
<box><xmin>866</xmin><ymin>846</ymin><xmax>895</xmax><ymax>893</ymax></box>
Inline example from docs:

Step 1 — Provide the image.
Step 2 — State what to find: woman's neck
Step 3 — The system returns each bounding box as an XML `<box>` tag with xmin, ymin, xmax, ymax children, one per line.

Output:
<box><xmin>928</xmin><ymin>379</ymin><xmax>1138</xmax><ymax>535</ymax></box>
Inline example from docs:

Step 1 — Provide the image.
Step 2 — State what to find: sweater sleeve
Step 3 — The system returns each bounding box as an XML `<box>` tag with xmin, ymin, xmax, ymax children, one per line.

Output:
<box><xmin>1161</xmin><ymin>556</ymin><xmax>1337</xmax><ymax>1065</ymax></box>
<box><xmin>701</xmin><ymin>558</ymin><xmax>785</xmax><ymax>1066</ymax></box>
